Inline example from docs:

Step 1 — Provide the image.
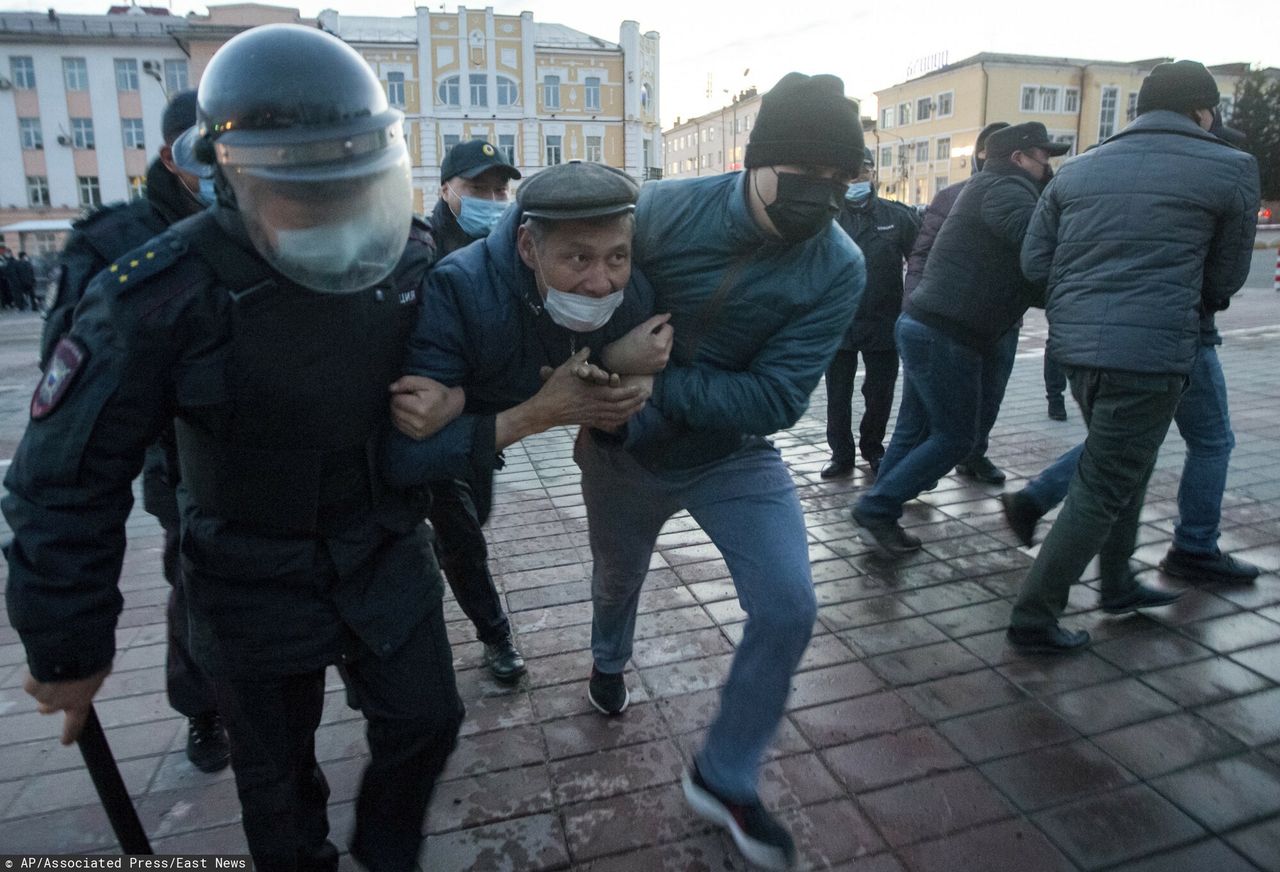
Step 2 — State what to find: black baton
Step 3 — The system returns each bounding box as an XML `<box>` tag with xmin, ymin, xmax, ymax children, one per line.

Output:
<box><xmin>76</xmin><ymin>705</ymin><xmax>153</xmax><ymax>854</ymax></box>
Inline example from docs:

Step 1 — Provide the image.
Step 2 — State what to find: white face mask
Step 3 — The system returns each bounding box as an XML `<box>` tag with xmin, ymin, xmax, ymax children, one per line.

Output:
<box><xmin>543</xmin><ymin>286</ymin><xmax>626</xmax><ymax>333</ymax></box>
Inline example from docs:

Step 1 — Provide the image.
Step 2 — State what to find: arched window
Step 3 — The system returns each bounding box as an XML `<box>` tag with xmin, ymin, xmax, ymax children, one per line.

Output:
<box><xmin>437</xmin><ymin>75</ymin><xmax>460</xmax><ymax>107</ymax></box>
<box><xmin>496</xmin><ymin>76</ymin><xmax>518</xmax><ymax>107</ymax></box>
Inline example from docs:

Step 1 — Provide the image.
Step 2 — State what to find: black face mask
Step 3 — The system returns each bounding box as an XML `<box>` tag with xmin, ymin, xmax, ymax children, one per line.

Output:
<box><xmin>763</xmin><ymin>171</ymin><xmax>843</xmax><ymax>244</ymax></box>
<box><xmin>1207</xmin><ymin>107</ymin><xmax>1225</xmax><ymax>138</ymax></box>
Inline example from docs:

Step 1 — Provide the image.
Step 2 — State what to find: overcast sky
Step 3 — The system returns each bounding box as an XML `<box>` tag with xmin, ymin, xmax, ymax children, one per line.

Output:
<box><xmin>18</xmin><ymin>0</ymin><xmax>1279</xmax><ymax>125</ymax></box>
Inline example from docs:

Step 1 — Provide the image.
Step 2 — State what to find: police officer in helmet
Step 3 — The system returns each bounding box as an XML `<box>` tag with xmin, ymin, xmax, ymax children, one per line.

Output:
<box><xmin>4</xmin><ymin>24</ymin><xmax>462</xmax><ymax>871</ymax></box>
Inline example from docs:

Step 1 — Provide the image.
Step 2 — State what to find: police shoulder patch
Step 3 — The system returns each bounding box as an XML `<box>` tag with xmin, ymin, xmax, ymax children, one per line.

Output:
<box><xmin>102</xmin><ymin>231</ymin><xmax>189</xmax><ymax>295</ymax></box>
<box><xmin>32</xmin><ymin>337</ymin><xmax>88</xmax><ymax>419</ymax></box>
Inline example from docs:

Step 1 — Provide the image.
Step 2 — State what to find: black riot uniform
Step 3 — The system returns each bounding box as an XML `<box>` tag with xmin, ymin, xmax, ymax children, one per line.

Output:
<box><xmin>4</xmin><ymin>24</ymin><xmax>461</xmax><ymax>872</ymax></box>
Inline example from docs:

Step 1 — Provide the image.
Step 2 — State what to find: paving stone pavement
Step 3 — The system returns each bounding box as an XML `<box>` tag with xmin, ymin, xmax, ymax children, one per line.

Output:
<box><xmin>2</xmin><ymin>318</ymin><xmax>1279</xmax><ymax>870</ymax></box>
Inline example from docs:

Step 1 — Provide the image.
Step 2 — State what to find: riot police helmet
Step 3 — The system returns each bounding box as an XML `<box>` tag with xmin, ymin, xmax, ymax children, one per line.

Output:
<box><xmin>194</xmin><ymin>24</ymin><xmax>411</xmax><ymax>293</ymax></box>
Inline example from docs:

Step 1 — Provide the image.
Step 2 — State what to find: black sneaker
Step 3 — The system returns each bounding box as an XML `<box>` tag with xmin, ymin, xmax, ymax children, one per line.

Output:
<box><xmin>1006</xmin><ymin>624</ymin><xmax>1090</xmax><ymax>654</ymax></box>
<box><xmin>187</xmin><ymin>712</ymin><xmax>231</xmax><ymax>773</ymax></box>
<box><xmin>820</xmin><ymin>459</ymin><xmax>855</xmax><ymax>479</ymax></box>
<box><xmin>588</xmin><ymin>666</ymin><xmax>629</xmax><ymax>716</ymax></box>
<box><xmin>1047</xmin><ymin>396</ymin><xmax>1068</xmax><ymax>421</ymax></box>
<box><xmin>1100</xmin><ymin>582</ymin><xmax>1184</xmax><ymax>614</ymax></box>
<box><xmin>1001</xmin><ymin>491</ymin><xmax>1044</xmax><ymax>548</ymax></box>
<box><xmin>483</xmin><ymin>636</ymin><xmax>527</xmax><ymax>684</ymax></box>
<box><xmin>682</xmin><ymin>766</ymin><xmax>796</xmax><ymax>870</ymax></box>
<box><xmin>955</xmin><ymin>456</ymin><xmax>1006</xmax><ymax>484</ymax></box>
<box><xmin>851</xmin><ymin>507</ymin><xmax>922</xmax><ymax>559</ymax></box>
<box><xmin>1158</xmin><ymin>547</ymin><xmax>1261</xmax><ymax>584</ymax></box>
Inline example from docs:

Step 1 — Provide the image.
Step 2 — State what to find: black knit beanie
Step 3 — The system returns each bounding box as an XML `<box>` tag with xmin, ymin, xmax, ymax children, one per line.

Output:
<box><xmin>744</xmin><ymin>72</ymin><xmax>864</xmax><ymax>175</ymax></box>
<box><xmin>1137</xmin><ymin>60</ymin><xmax>1220</xmax><ymax>116</ymax></box>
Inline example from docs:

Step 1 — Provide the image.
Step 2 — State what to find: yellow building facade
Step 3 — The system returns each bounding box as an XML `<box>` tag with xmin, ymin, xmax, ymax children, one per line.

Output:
<box><xmin>871</xmin><ymin>53</ymin><xmax>1247</xmax><ymax>206</ymax></box>
<box><xmin>319</xmin><ymin>7</ymin><xmax>661</xmax><ymax>214</ymax></box>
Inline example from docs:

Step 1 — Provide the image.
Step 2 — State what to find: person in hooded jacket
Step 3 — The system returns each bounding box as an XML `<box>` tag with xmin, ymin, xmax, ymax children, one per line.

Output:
<box><xmin>821</xmin><ymin>147</ymin><xmax>919</xmax><ymax>479</ymax></box>
<box><xmin>852</xmin><ymin>122</ymin><xmax>1067</xmax><ymax>559</ymax></box>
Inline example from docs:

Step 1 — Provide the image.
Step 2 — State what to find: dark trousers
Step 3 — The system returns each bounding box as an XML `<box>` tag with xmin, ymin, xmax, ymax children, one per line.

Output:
<box><xmin>428</xmin><ymin>479</ymin><xmax>510</xmax><ymax>645</ymax></box>
<box><xmin>824</xmin><ymin>347</ymin><xmax>900</xmax><ymax>464</ymax></box>
<box><xmin>963</xmin><ymin>324</ymin><xmax>1018</xmax><ymax>463</ymax></box>
<box><xmin>1044</xmin><ymin>353</ymin><xmax>1067</xmax><ymax>400</ymax></box>
<box><xmin>214</xmin><ymin>602</ymin><xmax>463</xmax><ymax>872</ymax></box>
<box><xmin>1011</xmin><ymin>367</ymin><xmax>1185</xmax><ymax>629</ymax></box>
<box><xmin>162</xmin><ymin>526</ymin><xmax>218</xmax><ymax>718</ymax></box>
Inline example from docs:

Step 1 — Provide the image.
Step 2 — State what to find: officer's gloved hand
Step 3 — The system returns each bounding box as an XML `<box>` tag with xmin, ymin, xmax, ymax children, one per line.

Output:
<box><xmin>25</xmin><ymin>665</ymin><xmax>111</xmax><ymax>745</ymax></box>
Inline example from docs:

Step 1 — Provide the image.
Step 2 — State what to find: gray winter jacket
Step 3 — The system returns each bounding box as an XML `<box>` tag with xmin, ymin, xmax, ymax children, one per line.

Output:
<box><xmin>1023</xmin><ymin>110</ymin><xmax>1259</xmax><ymax>375</ymax></box>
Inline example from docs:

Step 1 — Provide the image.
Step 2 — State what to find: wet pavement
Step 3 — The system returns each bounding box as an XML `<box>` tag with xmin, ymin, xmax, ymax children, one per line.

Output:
<box><xmin>1</xmin><ymin>295</ymin><xmax>1279</xmax><ymax>870</ymax></box>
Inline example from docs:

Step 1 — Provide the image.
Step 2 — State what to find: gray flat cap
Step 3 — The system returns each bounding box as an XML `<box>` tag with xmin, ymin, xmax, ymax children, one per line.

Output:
<box><xmin>517</xmin><ymin>161</ymin><xmax>638</xmax><ymax>221</ymax></box>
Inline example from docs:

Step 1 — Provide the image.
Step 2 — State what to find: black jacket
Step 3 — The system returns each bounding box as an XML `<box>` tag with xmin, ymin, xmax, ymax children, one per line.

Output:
<box><xmin>904</xmin><ymin>160</ymin><xmax>1045</xmax><ymax>352</ymax></box>
<box><xmin>837</xmin><ymin>190</ymin><xmax>920</xmax><ymax>351</ymax></box>
<box><xmin>6</xmin><ymin>209</ymin><xmax>436</xmax><ymax>682</ymax></box>
<box><xmin>426</xmin><ymin>196</ymin><xmax>477</xmax><ymax>260</ymax></box>
<box><xmin>904</xmin><ymin>179</ymin><xmax>965</xmax><ymax>295</ymax></box>
<box><xmin>1024</xmin><ymin>111</ymin><xmax>1259</xmax><ymax>375</ymax></box>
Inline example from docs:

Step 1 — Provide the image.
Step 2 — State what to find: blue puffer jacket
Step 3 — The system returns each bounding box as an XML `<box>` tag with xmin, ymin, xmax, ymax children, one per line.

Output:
<box><xmin>1023</xmin><ymin>110</ymin><xmax>1259</xmax><ymax>375</ymax></box>
<box><xmin>380</xmin><ymin>204</ymin><xmax>654</xmax><ymax>489</ymax></box>
<box><xmin>626</xmin><ymin>172</ymin><xmax>865</xmax><ymax>469</ymax></box>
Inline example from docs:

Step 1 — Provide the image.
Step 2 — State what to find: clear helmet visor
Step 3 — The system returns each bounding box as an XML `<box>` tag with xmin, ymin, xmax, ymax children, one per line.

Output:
<box><xmin>223</xmin><ymin>132</ymin><xmax>412</xmax><ymax>293</ymax></box>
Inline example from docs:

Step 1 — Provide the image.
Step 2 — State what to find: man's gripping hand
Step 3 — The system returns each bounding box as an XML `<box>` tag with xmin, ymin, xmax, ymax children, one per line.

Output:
<box><xmin>389</xmin><ymin>375</ymin><xmax>466</xmax><ymax>440</ymax></box>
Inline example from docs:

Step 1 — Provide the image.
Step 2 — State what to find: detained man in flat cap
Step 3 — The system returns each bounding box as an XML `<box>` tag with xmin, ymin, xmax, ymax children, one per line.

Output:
<box><xmin>577</xmin><ymin>73</ymin><xmax>866</xmax><ymax>870</ymax></box>
<box><xmin>381</xmin><ymin>160</ymin><xmax>672</xmax><ymax>533</ymax></box>
<box><xmin>1008</xmin><ymin>60</ymin><xmax>1259</xmax><ymax>653</ymax></box>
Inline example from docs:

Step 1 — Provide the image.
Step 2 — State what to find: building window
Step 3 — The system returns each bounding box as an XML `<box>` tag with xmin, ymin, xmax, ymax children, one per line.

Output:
<box><xmin>498</xmin><ymin>133</ymin><xmax>516</xmax><ymax>165</ymax></box>
<box><xmin>897</xmin><ymin>102</ymin><xmax>911</xmax><ymax>126</ymax></box>
<box><xmin>936</xmin><ymin>136</ymin><xmax>950</xmax><ymax>160</ymax></box>
<box><xmin>63</xmin><ymin>57</ymin><xmax>89</xmax><ymax>92</ymax></box>
<box><xmin>496</xmin><ymin>76</ymin><xmax>518</xmax><ymax>107</ymax></box>
<box><xmin>1054</xmin><ymin>134</ymin><xmax>1077</xmax><ymax>156</ymax></box>
<box><xmin>1039</xmin><ymin>86</ymin><xmax>1059</xmax><ymax>113</ymax></box>
<box><xmin>122</xmin><ymin>118</ymin><xmax>145</xmax><ymax>150</ymax></box>
<box><xmin>128</xmin><ymin>176</ymin><xmax>146</xmax><ymax>200</ymax></box>
<box><xmin>897</xmin><ymin>143</ymin><xmax>908</xmax><ymax>166</ymax></box>
<box><xmin>1064</xmin><ymin>87</ymin><xmax>1080</xmax><ymax>113</ymax></box>
<box><xmin>1021</xmin><ymin>85</ymin><xmax>1037</xmax><ymax>112</ymax></box>
<box><xmin>640</xmin><ymin>83</ymin><xmax>651</xmax><ymax>111</ymax></box>
<box><xmin>469</xmin><ymin>74</ymin><xmax>487</xmax><ymax>107</ymax></box>
<box><xmin>11</xmin><ymin>56</ymin><xmax>36</xmax><ymax>89</ymax></box>
<box><xmin>386</xmin><ymin>72</ymin><xmax>405</xmax><ymax>108</ymax></box>
<box><xmin>441</xmin><ymin>133</ymin><xmax>460</xmax><ymax>157</ymax></box>
<box><xmin>1098</xmin><ymin>86</ymin><xmax>1119</xmax><ymax>140</ymax></box>
<box><xmin>585</xmin><ymin>134</ymin><xmax>603</xmax><ymax>162</ymax></box>
<box><xmin>880</xmin><ymin>107</ymin><xmax>893</xmax><ymax>129</ymax></box>
<box><xmin>19</xmin><ymin>118</ymin><xmax>43</xmax><ymax>150</ymax></box>
<box><xmin>880</xmin><ymin>146</ymin><xmax>892</xmax><ymax>169</ymax></box>
<box><xmin>936</xmin><ymin>91</ymin><xmax>953</xmax><ymax>117</ymax></box>
<box><xmin>916</xmin><ymin>97</ymin><xmax>931</xmax><ymax>121</ymax></box>
<box><xmin>584</xmin><ymin>76</ymin><xmax>601</xmax><ymax>111</ymax></box>
<box><xmin>437</xmin><ymin>76</ymin><xmax>460</xmax><ymax>106</ymax></box>
<box><xmin>164</xmin><ymin>59</ymin><xmax>188</xmax><ymax>93</ymax></box>
<box><xmin>543</xmin><ymin>75</ymin><xmax>560</xmax><ymax>109</ymax></box>
<box><xmin>78</xmin><ymin>175</ymin><xmax>102</xmax><ymax>208</ymax></box>
<box><xmin>114</xmin><ymin>59</ymin><xmax>139</xmax><ymax>92</ymax></box>
<box><xmin>71</xmin><ymin>118</ymin><xmax>95</xmax><ymax>149</ymax></box>
<box><xmin>1126</xmin><ymin>91</ymin><xmax>1139</xmax><ymax>123</ymax></box>
<box><xmin>916</xmin><ymin>139</ymin><xmax>929</xmax><ymax>162</ymax></box>
<box><xmin>26</xmin><ymin>175</ymin><xmax>50</xmax><ymax>207</ymax></box>
<box><xmin>934</xmin><ymin>175</ymin><xmax>949</xmax><ymax>196</ymax></box>
<box><xmin>544</xmin><ymin>133</ymin><xmax>562</xmax><ymax>166</ymax></box>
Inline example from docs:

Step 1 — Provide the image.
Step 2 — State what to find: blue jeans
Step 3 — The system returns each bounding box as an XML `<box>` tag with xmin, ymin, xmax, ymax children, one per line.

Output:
<box><xmin>858</xmin><ymin>314</ymin><xmax>986</xmax><ymax>522</ymax></box>
<box><xmin>1020</xmin><ymin>346</ymin><xmax>1233</xmax><ymax>554</ymax></box>
<box><xmin>576</xmin><ymin>431</ymin><xmax>816</xmax><ymax>804</ymax></box>
<box><xmin>965</xmin><ymin>324</ymin><xmax>1019</xmax><ymax>463</ymax></box>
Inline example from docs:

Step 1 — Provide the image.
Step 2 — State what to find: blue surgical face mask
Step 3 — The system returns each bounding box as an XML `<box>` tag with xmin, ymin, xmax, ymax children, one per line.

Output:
<box><xmin>449</xmin><ymin>189</ymin><xmax>508</xmax><ymax>238</ymax></box>
<box><xmin>845</xmin><ymin>181</ymin><xmax>872</xmax><ymax>204</ymax></box>
<box><xmin>197</xmin><ymin>177</ymin><xmax>216</xmax><ymax>207</ymax></box>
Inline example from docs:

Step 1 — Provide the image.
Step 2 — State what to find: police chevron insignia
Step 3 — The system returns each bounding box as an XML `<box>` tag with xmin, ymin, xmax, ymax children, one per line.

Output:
<box><xmin>31</xmin><ymin>337</ymin><xmax>87</xmax><ymax>419</ymax></box>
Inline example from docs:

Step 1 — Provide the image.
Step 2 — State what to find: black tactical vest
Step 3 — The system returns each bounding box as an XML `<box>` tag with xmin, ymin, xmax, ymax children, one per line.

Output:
<box><xmin>173</xmin><ymin>212</ymin><xmax>430</xmax><ymax>535</ymax></box>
